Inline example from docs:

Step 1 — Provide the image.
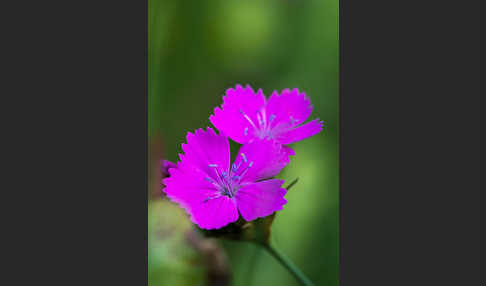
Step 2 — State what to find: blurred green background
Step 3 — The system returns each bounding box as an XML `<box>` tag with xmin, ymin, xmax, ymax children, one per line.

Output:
<box><xmin>148</xmin><ymin>0</ymin><xmax>338</xmax><ymax>285</ymax></box>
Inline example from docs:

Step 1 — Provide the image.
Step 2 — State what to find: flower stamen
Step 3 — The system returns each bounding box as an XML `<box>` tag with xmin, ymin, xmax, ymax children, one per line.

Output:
<box><xmin>239</xmin><ymin>109</ymin><xmax>258</xmax><ymax>131</ymax></box>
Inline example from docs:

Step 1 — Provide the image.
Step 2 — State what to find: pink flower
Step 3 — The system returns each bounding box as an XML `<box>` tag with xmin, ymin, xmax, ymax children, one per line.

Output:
<box><xmin>210</xmin><ymin>84</ymin><xmax>323</xmax><ymax>146</ymax></box>
<box><xmin>162</xmin><ymin>127</ymin><xmax>290</xmax><ymax>230</ymax></box>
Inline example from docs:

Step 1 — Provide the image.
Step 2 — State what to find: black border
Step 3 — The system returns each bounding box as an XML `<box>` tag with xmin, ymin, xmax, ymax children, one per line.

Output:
<box><xmin>339</xmin><ymin>0</ymin><xmax>482</xmax><ymax>285</ymax></box>
<box><xmin>5</xmin><ymin>0</ymin><xmax>149</xmax><ymax>284</ymax></box>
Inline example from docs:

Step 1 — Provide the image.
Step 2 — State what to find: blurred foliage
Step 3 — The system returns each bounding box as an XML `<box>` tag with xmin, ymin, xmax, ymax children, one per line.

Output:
<box><xmin>148</xmin><ymin>200</ymin><xmax>204</xmax><ymax>286</ymax></box>
<box><xmin>149</xmin><ymin>200</ymin><xmax>233</xmax><ymax>286</ymax></box>
<box><xmin>149</xmin><ymin>0</ymin><xmax>338</xmax><ymax>285</ymax></box>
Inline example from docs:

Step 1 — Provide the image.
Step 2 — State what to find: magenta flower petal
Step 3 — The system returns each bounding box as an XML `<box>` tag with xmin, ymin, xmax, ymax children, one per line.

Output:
<box><xmin>181</xmin><ymin>127</ymin><xmax>230</xmax><ymax>181</ymax></box>
<box><xmin>282</xmin><ymin>145</ymin><xmax>296</xmax><ymax>157</ymax></box>
<box><xmin>235</xmin><ymin>179</ymin><xmax>287</xmax><ymax>221</ymax></box>
<box><xmin>164</xmin><ymin>160</ymin><xmax>239</xmax><ymax>230</ymax></box>
<box><xmin>162</xmin><ymin>160</ymin><xmax>177</xmax><ymax>170</ymax></box>
<box><xmin>210</xmin><ymin>85</ymin><xmax>322</xmax><ymax>146</ymax></box>
<box><xmin>161</xmin><ymin>159</ymin><xmax>177</xmax><ymax>177</ymax></box>
<box><xmin>163</xmin><ymin>164</ymin><xmax>219</xmax><ymax>214</ymax></box>
<box><xmin>277</xmin><ymin>119</ymin><xmax>324</xmax><ymax>145</ymax></box>
<box><xmin>189</xmin><ymin>196</ymin><xmax>239</xmax><ymax>230</ymax></box>
<box><xmin>233</xmin><ymin>139</ymin><xmax>291</xmax><ymax>183</ymax></box>
<box><xmin>209</xmin><ymin>84</ymin><xmax>266</xmax><ymax>144</ymax></box>
<box><xmin>265</xmin><ymin>88</ymin><xmax>313</xmax><ymax>128</ymax></box>
<box><xmin>162</xmin><ymin>128</ymin><xmax>291</xmax><ymax>229</ymax></box>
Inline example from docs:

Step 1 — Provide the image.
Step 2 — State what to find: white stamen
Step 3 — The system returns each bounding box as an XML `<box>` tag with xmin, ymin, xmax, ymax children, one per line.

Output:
<box><xmin>239</xmin><ymin>109</ymin><xmax>258</xmax><ymax>130</ymax></box>
<box><xmin>257</xmin><ymin>113</ymin><xmax>264</xmax><ymax>126</ymax></box>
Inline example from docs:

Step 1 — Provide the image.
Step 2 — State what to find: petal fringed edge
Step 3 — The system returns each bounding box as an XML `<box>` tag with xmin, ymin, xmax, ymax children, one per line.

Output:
<box><xmin>210</xmin><ymin>84</ymin><xmax>266</xmax><ymax>144</ymax></box>
<box><xmin>180</xmin><ymin>127</ymin><xmax>230</xmax><ymax>181</ymax></box>
<box><xmin>234</xmin><ymin>139</ymin><xmax>292</xmax><ymax>183</ymax></box>
<box><xmin>265</xmin><ymin>88</ymin><xmax>313</xmax><ymax>129</ymax></box>
<box><xmin>277</xmin><ymin>119</ymin><xmax>324</xmax><ymax>145</ymax></box>
<box><xmin>236</xmin><ymin>179</ymin><xmax>287</xmax><ymax>221</ymax></box>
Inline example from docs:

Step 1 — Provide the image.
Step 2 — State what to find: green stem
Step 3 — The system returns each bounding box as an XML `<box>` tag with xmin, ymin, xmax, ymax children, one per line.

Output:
<box><xmin>263</xmin><ymin>244</ymin><xmax>314</xmax><ymax>286</ymax></box>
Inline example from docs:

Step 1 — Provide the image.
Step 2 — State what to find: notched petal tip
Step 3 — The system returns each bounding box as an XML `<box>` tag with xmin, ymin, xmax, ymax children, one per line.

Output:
<box><xmin>210</xmin><ymin>105</ymin><xmax>221</xmax><ymax>116</ymax></box>
<box><xmin>185</xmin><ymin>130</ymin><xmax>196</xmax><ymax>143</ymax></box>
<box><xmin>290</xmin><ymin>88</ymin><xmax>300</xmax><ymax>96</ymax></box>
<box><xmin>194</xmin><ymin>127</ymin><xmax>206</xmax><ymax>136</ymax></box>
<box><xmin>204</xmin><ymin>126</ymin><xmax>215</xmax><ymax>135</ymax></box>
<box><xmin>235</xmin><ymin>84</ymin><xmax>245</xmax><ymax>92</ymax></box>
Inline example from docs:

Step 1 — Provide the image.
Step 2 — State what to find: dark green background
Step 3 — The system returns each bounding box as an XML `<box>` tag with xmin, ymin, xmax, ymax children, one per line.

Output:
<box><xmin>149</xmin><ymin>0</ymin><xmax>338</xmax><ymax>285</ymax></box>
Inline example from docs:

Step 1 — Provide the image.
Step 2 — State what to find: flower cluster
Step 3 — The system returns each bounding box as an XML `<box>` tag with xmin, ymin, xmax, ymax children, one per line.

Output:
<box><xmin>162</xmin><ymin>84</ymin><xmax>323</xmax><ymax>229</ymax></box>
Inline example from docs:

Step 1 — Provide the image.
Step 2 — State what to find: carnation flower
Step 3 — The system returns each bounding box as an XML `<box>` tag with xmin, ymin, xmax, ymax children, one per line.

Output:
<box><xmin>210</xmin><ymin>84</ymin><xmax>323</xmax><ymax>147</ymax></box>
<box><xmin>162</xmin><ymin>127</ymin><xmax>291</xmax><ymax>230</ymax></box>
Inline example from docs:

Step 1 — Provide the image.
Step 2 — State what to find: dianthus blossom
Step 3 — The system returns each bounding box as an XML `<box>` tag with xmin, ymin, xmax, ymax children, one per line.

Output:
<box><xmin>210</xmin><ymin>84</ymin><xmax>323</xmax><ymax>147</ymax></box>
<box><xmin>162</xmin><ymin>128</ymin><xmax>291</xmax><ymax>229</ymax></box>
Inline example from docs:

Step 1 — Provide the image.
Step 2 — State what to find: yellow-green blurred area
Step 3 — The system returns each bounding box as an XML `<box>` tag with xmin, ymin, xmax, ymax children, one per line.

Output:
<box><xmin>149</xmin><ymin>0</ymin><xmax>338</xmax><ymax>285</ymax></box>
